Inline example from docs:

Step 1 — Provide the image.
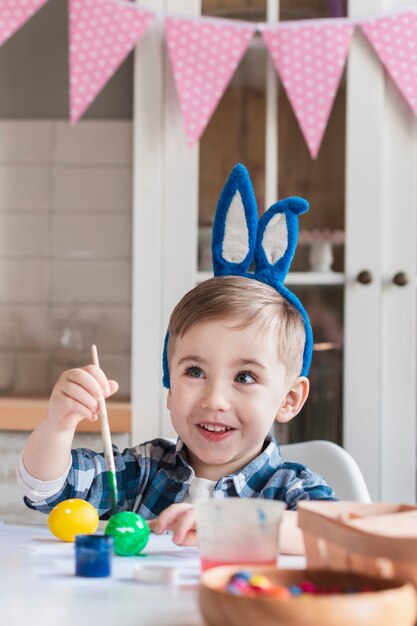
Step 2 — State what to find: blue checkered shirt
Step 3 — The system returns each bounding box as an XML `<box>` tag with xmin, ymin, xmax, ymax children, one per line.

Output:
<box><xmin>24</xmin><ymin>433</ymin><xmax>336</xmax><ymax>519</ymax></box>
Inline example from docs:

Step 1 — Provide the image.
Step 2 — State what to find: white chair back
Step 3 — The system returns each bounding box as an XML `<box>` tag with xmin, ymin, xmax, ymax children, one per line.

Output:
<box><xmin>280</xmin><ymin>440</ymin><xmax>371</xmax><ymax>503</ymax></box>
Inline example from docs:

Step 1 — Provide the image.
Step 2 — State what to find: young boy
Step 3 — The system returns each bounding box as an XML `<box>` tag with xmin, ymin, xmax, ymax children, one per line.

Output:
<box><xmin>18</xmin><ymin>276</ymin><xmax>336</xmax><ymax>554</ymax></box>
<box><xmin>18</xmin><ymin>163</ymin><xmax>337</xmax><ymax>553</ymax></box>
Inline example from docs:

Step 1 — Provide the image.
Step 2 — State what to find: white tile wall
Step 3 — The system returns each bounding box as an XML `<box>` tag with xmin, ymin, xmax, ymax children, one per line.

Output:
<box><xmin>0</xmin><ymin>214</ymin><xmax>48</xmax><ymax>257</ymax></box>
<box><xmin>0</xmin><ymin>260</ymin><xmax>49</xmax><ymax>303</ymax></box>
<box><xmin>0</xmin><ymin>306</ymin><xmax>49</xmax><ymax>349</ymax></box>
<box><xmin>13</xmin><ymin>351</ymin><xmax>50</xmax><ymax>395</ymax></box>
<box><xmin>50</xmin><ymin>306</ymin><xmax>131</xmax><ymax>352</ymax></box>
<box><xmin>0</xmin><ymin>120</ymin><xmax>133</xmax><ymax>397</ymax></box>
<box><xmin>51</xmin><ymin>214</ymin><xmax>131</xmax><ymax>258</ymax></box>
<box><xmin>0</xmin><ymin>122</ymin><xmax>52</xmax><ymax>162</ymax></box>
<box><xmin>52</xmin><ymin>167</ymin><xmax>132</xmax><ymax>212</ymax></box>
<box><xmin>50</xmin><ymin>260</ymin><xmax>132</xmax><ymax>305</ymax></box>
<box><xmin>53</xmin><ymin>121</ymin><xmax>132</xmax><ymax>165</ymax></box>
<box><xmin>0</xmin><ymin>166</ymin><xmax>50</xmax><ymax>211</ymax></box>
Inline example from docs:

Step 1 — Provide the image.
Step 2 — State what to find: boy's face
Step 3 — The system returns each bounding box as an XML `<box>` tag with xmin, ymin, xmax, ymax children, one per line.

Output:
<box><xmin>167</xmin><ymin>318</ymin><xmax>307</xmax><ymax>480</ymax></box>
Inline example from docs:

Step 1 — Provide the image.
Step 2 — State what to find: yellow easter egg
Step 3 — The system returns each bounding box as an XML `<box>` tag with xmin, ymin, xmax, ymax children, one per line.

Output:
<box><xmin>48</xmin><ymin>499</ymin><xmax>99</xmax><ymax>542</ymax></box>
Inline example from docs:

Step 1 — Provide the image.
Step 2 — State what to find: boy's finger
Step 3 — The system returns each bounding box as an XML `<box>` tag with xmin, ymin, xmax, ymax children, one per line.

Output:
<box><xmin>173</xmin><ymin>529</ymin><xmax>197</xmax><ymax>547</ymax></box>
<box><xmin>147</xmin><ymin>519</ymin><xmax>160</xmax><ymax>533</ymax></box>
<box><xmin>66</xmin><ymin>367</ymin><xmax>108</xmax><ymax>400</ymax></box>
<box><xmin>59</xmin><ymin>396</ymin><xmax>96</xmax><ymax>422</ymax></box>
<box><xmin>107</xmin><ymin>380</ymin><xmax>119</xmax><ymax>397</ymax></box>
<box><xmin>83</xmin><ymin>365</ymin><xmax>112</xmax><ymax>397</ymax></box>
<box><xmin>171</xmin><ymin>508</ymin><xmax>196</xmax><ymax>545</ymax></box>
<box><xmin>61</xmin><ymin>382</ymin><xmax>99</xmax><ymax>414</ymax></box>
<box><xmin>148</xmin><ymin>503</ymin><xmax>193</xmax><ymax>534</ymax></box>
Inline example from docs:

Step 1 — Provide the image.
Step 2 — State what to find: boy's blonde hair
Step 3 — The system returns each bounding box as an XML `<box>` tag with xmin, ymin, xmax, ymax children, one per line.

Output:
<box><xmin>167</xmin><ymin>276</ymin><xmax>306</xmax><ymax>381</ymax></box>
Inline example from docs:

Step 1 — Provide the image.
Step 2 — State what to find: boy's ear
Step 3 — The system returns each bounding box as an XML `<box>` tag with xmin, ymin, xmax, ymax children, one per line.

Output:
<box><xmin>166</xmin><ymin>389</ymin><xmax>172</xmax><ymax>410</ymax></box>
<box><xmin>276</xmin><ymin>377</ymin><xmax>309</xmax><ymax>424</ymax></box>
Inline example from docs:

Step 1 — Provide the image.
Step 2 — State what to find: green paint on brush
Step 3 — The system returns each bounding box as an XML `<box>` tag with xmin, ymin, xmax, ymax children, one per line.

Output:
<box><xmin>107</xmin><ymin>470</ymin><xmax>119</xmax><ymax>513</ymax></box>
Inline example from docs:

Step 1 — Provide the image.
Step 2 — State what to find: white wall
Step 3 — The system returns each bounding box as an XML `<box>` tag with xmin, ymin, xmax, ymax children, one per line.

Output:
<box><xmin>0</xmin><ymin>120</ymin><xmax>133</xmax><ymax>397</ymax></box>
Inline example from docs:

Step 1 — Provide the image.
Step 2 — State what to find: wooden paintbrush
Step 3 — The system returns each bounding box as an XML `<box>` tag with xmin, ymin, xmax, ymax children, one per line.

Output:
<box><xmin>91</xmin><ymin>344</ymin><xmax>118</xmax><ymax>514</ymax></box>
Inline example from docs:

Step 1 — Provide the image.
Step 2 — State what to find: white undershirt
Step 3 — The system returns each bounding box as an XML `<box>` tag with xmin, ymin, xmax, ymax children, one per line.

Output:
<box><xmin>16</xmin><ymin>453</ymin><xmax>71</xmax><ymax>502</ymax></box>
<box><xmin>183</xmin><ymin>476</ymin><xmax>217</xmax><ymax>503</ymax></box>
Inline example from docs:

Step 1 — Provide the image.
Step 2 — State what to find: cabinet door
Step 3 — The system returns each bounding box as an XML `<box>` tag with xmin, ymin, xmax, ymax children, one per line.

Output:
<box><xmin>345</xmin><ymin>0</ymin><xmax>417</xmax><ymax>502</ymax></box>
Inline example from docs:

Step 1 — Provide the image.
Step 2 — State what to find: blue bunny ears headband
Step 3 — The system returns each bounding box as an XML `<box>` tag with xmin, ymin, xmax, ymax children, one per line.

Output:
<box><xmin>162</xmin><ymin>163</ymin><xmax>313</xmax><ymax>388</ymax></box>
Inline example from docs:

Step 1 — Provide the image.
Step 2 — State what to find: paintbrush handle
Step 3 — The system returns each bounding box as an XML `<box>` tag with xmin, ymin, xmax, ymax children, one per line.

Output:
<box><xmin>97</xmin><ymin>396</ymin><xmax>116</xmax><ymax>473</ymax></box>
<box><xmin>91</xmin><ymin>344</ymin><xmax>118</xmax><ymax>512</ymax></box>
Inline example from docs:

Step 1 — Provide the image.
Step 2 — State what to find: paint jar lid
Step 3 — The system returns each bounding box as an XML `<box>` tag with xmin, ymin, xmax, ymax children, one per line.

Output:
<box><xmin>75</xmin><ymin>534</ymin><xmax>113</xmax><ymax>552</ymax></box>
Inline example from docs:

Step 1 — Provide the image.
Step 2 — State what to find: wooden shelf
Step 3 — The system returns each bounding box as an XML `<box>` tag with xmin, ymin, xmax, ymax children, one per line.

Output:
<box><xmin>0</xmin><ymin>398</ymin><xmax>131</xmax><ymax>432</ymax></box>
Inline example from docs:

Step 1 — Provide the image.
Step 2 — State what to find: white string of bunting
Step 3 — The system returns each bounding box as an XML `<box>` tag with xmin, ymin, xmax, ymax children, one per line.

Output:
<box><xmin>1</xmin><ymin>0</ymin><xmax>417</xmax><ymax>159</ymax></box>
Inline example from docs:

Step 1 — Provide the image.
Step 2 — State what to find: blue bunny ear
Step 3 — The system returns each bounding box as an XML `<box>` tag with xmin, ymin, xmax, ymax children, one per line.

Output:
<box><xmin>212</xmin><ymin>163</ymin><xmax>258</xmax><ymax>276</ymax></box>
<box><xmin>254</xmin><ymin>196</ymin><xmax>308</xmax><ymax>283</ymax></box>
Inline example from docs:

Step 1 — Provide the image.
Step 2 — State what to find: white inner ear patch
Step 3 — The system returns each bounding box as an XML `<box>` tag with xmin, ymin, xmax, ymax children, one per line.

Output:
<box><xmin>262</xmin><ymin>213</ymin><xmax>288</xmax><ymax>264</ymax></box>
<box><xmin>222</xmin><ymin>191</ymin><xmax>249</xmax><ymax>263</ymax></box>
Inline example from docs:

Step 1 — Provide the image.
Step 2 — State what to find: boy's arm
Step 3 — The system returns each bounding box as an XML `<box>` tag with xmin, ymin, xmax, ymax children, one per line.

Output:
<box><xmin>22</xmin><ymin>366</ymin><xmax>118</xmax><ymax>481</ymax></box>
<box><xmin>22</xmin><ymin>415</ymin><xmax>76</xmax><ymax>481</ymax></box>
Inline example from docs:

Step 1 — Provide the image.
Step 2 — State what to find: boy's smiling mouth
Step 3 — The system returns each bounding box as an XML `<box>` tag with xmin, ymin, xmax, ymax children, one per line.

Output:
<box><xmin>197</xmin><ymin>422</ymin><xmax>235</xmax><ymax>440</ymax></box>
<box><xmin>198</xmin><ymin>422</ymin><xmax>233</xmax><ymax>432</ymax></box>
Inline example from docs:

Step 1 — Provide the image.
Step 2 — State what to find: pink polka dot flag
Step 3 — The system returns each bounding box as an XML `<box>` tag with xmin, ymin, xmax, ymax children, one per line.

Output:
<box><xmin>166</xmin><ymin>17</ymin><xmax>256</xmax><ymax>147</ymax></box>
<box><xmin>361</xmin><ymin>11</ymin><xmax>417</xmax><ymax>118</ymax></box>
<box><xmin>0</xmin><ymin>0</ymin><xmax>49</xmax><ymax>48</ymax></box>
<box><xmin>69</xmin><ymin>0</ymin><xmax>155</xmax><ymax>124</ymax></box>
<box><xmin>262</xmin><ymin>20</ymin><xmax>354</xmax><ymax>159</ymax></box>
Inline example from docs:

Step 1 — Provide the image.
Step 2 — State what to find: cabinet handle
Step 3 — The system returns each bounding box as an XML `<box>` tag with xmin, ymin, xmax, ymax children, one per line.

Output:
<box><xmin>356</xmin><ymin>270</ymin><xmax>373</xmax><ymax>285</ymax></box>
<box><xmin>392</xmin><ymin>272</ymin><xmax>408</xmax><ymax>287</ymax></box>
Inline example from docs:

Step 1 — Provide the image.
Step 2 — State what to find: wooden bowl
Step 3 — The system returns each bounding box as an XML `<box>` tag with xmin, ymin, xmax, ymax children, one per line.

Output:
<box><xmin>199</xmin><ymin>566</ymin><xmax>417</xmax><ymax>626</ymax></box>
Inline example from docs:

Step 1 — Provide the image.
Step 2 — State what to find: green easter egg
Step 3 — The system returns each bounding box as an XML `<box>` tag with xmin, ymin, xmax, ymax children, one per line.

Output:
<box><xmin>105</xmin><ymin>511</ymin><xmax>150</xmax><ymax>556</ymax></box>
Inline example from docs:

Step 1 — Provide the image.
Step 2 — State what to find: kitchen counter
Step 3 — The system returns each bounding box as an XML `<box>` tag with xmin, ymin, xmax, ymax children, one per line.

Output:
<box><xmin>0</xmin><ymin>397</ymin><xmax>130</xmax><ymax>432</ymax></box>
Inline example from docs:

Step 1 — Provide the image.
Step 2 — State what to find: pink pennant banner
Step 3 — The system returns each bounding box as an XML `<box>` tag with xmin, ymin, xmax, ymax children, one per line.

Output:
<box><xmin>262</xmin><ymin>20</ymin><xmax>354</xmax><ymax>159</ymax></box>
<box><xmin>0</xmin><ymin>0</ymin><xmax>49</xmax><ymax>48</ymax></box>
<box><xmin>361</xmin><ymin>11</ymin><xmax>417</xmax><ymax>118</ymax></box>
<box><xmin>69</xmin><ymin>0</ymin><xmax>155</xmax><ymax>124</ymax></box>
<box><xmin>166</xmin><ymin>17</ymin><xmax>256</xmax><ymax>147</ymax></box>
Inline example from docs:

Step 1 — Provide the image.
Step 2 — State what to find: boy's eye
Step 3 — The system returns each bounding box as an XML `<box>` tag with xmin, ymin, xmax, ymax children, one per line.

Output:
<box><xmin>235</xmin><ymin>371</ymin><xmax>256</xmax><ymax>384</ymax></box>
<box><xmin>185</xmin><ymin>366</ymin><xmax>204</xmax><ymax>379</ymax></box>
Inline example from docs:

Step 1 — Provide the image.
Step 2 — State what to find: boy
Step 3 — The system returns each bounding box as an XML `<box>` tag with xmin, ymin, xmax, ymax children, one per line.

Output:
<box><xmin>17</xmin><ymin>164</ymin><xmax>336</xmax><ymax>553</ymax></box>
<box><xmin>18</xmin><ymin>276</ymin><xmax>335</xmax><ymax>554</ymax></box>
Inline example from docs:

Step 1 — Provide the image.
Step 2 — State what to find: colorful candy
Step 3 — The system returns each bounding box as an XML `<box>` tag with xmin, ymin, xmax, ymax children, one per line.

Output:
<box><xmin>223</xmin><ymin>571</ymin><xmax>375</xmax><ymax>599</ymax></box>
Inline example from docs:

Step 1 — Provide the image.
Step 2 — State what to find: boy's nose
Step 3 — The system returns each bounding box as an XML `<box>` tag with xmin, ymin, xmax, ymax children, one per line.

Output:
<box><xmin>200</xmin><ymin>381</ymin><xmax>232</xmax><ymax>412</ymax></box>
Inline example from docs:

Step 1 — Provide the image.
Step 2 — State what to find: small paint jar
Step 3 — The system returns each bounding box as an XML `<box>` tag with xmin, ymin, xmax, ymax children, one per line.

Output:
<box><xmin>75</xmin><ymin>534</ymin><xmax>113</xmax><ymax>578</ymax></box>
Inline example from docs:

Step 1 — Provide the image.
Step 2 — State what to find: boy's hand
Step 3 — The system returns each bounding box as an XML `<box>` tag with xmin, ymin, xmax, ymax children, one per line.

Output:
<box><xmin>148</xmin><ymin>503</ymin><xmax>197</xmax><ymax>547</ymax></box>
<box><xmin>47</xmin><ymin>366</ymin><xmax>119</xmax><ymax>430</ymax></box>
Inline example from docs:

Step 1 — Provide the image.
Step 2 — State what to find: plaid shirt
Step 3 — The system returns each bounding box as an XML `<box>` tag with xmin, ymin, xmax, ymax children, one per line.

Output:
<box><xmin>24</xmin><ymin>434</ymin><xmax>336</xmax><ymax>519</ymax></box>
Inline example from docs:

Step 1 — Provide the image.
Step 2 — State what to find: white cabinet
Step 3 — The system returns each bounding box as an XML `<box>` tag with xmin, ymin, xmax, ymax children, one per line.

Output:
<box><xmin>345</xmin><ymin>0</ymin><xmax>417</xmax><ymax>503</ymax></box>
<box><xmin>132</xmin><ymin>0</ymin><xmax>417</xmax><ymax>503</ymax></box>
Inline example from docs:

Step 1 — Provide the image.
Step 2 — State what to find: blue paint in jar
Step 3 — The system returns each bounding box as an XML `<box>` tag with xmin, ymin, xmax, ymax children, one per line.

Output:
<box><xmin>75</xmin><ymin>534</ymin><xmax>113</xmax><ymax>578</ymax></box>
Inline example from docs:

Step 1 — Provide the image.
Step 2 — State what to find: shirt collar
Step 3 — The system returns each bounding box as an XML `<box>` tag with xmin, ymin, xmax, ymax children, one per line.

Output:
<box><xmin>219</xmin><ymin>433</ymin><xmax>282</xmax><ymax>496</ymax></box>
<box><xmin>166</xmin><ymin>433</ymin><xmax>282</xmax><ymax>490</ymax></box>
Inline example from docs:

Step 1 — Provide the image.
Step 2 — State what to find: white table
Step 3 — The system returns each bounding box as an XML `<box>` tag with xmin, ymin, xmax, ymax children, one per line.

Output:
<box><xmin>0</xmin><ymin>523</ymin><xmax>305</xmax><ymax>626</ymax></box>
